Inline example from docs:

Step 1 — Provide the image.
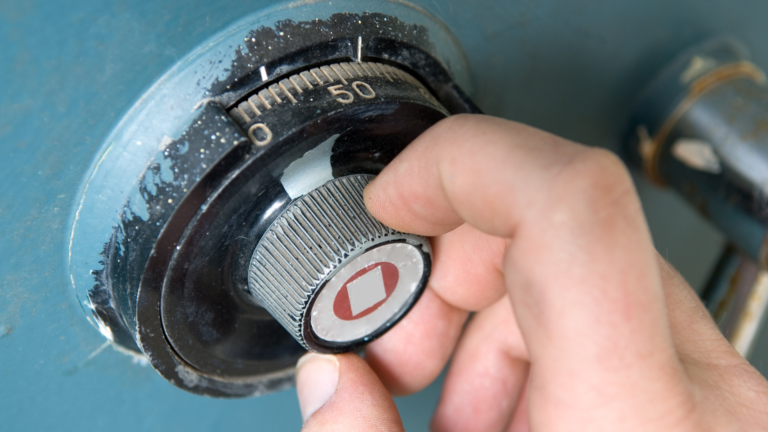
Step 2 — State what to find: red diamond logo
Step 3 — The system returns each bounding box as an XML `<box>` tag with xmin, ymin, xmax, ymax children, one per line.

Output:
<box><xmin>333</xmin><ymin>262</ymin><xmax>399</xmax><ymax>321</ymax></box>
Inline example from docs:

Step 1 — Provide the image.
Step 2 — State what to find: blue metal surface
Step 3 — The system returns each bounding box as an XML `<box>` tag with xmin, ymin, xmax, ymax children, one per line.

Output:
<box><xmin>3</xmin><ymin>0</ymin><xmax>768</xmax><ymax>429</ymax></box>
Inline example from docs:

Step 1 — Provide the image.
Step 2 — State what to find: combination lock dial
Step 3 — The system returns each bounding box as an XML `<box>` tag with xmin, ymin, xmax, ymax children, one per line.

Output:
<box><xmin>248</xmin><ymin>174</ymin><xmax>431</xmax><ymax>352</ymax></box>
<box><xmin>230</xmin><ymin>61</ymin><xmax>439</xmax><ymax>352</ymax></box>
<box><xmin>69</xmin><ymin>4</ymin><xmax>477</xmax><ymax>397</ymax></box>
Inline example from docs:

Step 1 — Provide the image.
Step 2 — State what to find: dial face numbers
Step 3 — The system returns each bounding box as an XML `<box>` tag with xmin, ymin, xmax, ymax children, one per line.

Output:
<box><xmin>227</xmin><ymin>61</ymin><xmax>441</xmax><ymax>147</ymax></box>
<box><xmin>310</xmin><ymin>242</ymin><xmax>425</xmax><ymax>343</ymax></box>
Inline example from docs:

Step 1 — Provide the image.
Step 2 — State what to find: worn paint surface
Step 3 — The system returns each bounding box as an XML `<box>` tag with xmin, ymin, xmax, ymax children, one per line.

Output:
<box><xmin>4</xmin><ymin>0</ymin><xmax>768</xmax><ymax>430</ymax></box>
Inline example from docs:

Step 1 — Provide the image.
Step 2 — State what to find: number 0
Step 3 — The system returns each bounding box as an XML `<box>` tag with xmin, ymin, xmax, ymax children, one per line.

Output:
<box><xmin>248</xmin><ymin>123</ymin><xmax>273</xmax><ymax>146</ymax></box>
<box><xmin>351</xmin><ymin>81</ymin><xmax>375</xmax><ymax>99</ymax></box>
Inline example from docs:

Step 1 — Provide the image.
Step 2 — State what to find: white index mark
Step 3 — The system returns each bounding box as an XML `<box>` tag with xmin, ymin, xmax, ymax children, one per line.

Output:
<box><xmin>347</xmin><ymin>267</ymin><xmax>387</xmax><ymax>316</ymax></box>
<box><xmin>280</xmin><ymin>134</ymin><xmax>337</xmax><ymax>199</ymax></box>
<box><xmin>260</xmin><ymin>66</ymin><xmax>268</xmax><ymax>82</ymax></box>
<box><xmin>357</xmin><ymin>36</ymin><xmax>362</xmax><ymax>63</ymax></box>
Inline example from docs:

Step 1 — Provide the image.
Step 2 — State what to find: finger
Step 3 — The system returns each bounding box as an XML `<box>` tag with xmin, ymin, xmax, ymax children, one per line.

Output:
<box><xmin>365</xmin><ymin>223</ymin><xmax>504</xmax><ymax>395</ymax></box>
<box><xmin>655</xmin><ymin>254</ymin><xmax>736</xmax><ymax>362</ymax></box>
<box><xmin>297</xmin><ymin>353</ymin><xmax>403</xmax><ymax>431</ymax></box>
<box><xmin>432</xmin><ymin>297</ymin><xmax>529</xmax><ymax>432</ymax></box>
<box><xmin>364</xmin><ymin>114</ymin><xmax>583</xmax><ymax>237</ymax></box>
<box><xmin>365</xmin><ymin>287</ymin><xmax>468</xmax><ymax>396</ymax></box>
<box><xmin>656</xmin><ymin>255</ymin><xmax>768</xmax><ymax>426</ymax></box>
<box><xmin>430</xmin><ymin>223</ymin><xmax>508</xmax><ymax>311</ymax></box>
<box><xmin>499</xmin><ymin>142</ymin><xmax>693</xmax><ymax>429</ymax></box>
<box><xmin>366</xmin><ymin>114</ymin><xmax>694</xmax><ymax>429</ymax></box>
<box><xmin>507</xmin><ymin>382</ymin><xmax>529</xmax><ymax>432</ymax></box>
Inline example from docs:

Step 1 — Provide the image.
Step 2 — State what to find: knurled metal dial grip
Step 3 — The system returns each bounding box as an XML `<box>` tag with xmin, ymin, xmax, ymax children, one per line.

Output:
<box><xmin>247</xmin><ymin>174</ymin><xmax>431</xmax><ymax>352</ymax></box>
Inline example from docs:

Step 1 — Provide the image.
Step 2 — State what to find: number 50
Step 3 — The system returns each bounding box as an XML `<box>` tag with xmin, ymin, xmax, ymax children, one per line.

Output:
<box><xmin>327</xmin><ymin>81</ymin><xmax>376</xmax><ymax>104</ymax></box>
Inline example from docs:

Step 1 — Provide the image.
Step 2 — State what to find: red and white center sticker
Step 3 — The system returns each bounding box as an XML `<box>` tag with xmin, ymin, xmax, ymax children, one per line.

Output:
<box><xmin>310</xmin><ymin>242</ymin><xmax>425</xmax><ymax>343</ymax></box>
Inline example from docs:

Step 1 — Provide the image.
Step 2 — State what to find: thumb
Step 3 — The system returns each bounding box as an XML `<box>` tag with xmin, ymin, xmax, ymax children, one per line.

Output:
<box><xmin>296</xmin><ymin>353</ymin><xmax>404</xmax><ymax>431</ymax></box>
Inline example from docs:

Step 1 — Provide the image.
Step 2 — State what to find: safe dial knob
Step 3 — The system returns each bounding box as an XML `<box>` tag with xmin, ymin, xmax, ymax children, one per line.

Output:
<box><xmin>247</xmin><ymin>174</ymin><xmax>431</xmax><ymax>353</ymax></box>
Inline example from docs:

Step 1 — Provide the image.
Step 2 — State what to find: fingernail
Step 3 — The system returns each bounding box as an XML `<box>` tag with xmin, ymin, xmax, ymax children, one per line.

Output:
<box><xmin>296</xmin><ymin>353</ymin><xmax>339</xmax><ymax>422</ymax></box>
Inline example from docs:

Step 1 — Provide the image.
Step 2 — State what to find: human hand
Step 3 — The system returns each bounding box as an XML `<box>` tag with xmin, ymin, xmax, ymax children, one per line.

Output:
<box><xmin>294</xmin><ymin>114</ymin><xmax>768</xmax><ymax>431</ymax></box>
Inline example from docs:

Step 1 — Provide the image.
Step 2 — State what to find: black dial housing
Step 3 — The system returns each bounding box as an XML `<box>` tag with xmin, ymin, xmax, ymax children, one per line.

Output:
<box><xmin>158</xmin><ymin>65</ymin><xmax>448</xmax><ymax>376</ymax></box>
<box><xmin>82</xmin><ymin>11</ymin><xmax>480</xmax><ymax>398</ymax></box>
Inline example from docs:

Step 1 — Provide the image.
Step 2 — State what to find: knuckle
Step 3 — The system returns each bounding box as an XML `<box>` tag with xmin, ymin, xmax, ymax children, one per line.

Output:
<box><xmin>558</xmin><ymin>148</ymin><xmax>638</xmax><ymax>214</ymax></box>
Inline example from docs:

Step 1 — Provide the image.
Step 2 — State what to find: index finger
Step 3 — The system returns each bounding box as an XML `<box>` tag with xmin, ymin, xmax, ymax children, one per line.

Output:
<box><xmin>364</xmin><ymin>114</ymin><xmax>695</xmax><ymax>430</ymax></box>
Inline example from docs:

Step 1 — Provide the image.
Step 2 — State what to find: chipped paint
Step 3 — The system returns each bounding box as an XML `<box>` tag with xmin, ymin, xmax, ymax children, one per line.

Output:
<box><xmin>680</xmin><ymin>55</ymin><xmax>718</xmax><ymax>84</ymax></box>
<box><xmin>175</xmin><ymin>363</ymin><xmax>203</xmax><ymax>388</ymax></box>
<box><xmin>671</xmin><ymin>138</ymin><xmax>722</xmax><ymax>174</ymax></box>
<box><xmin>0</xmin><ymin>326</ymin><xmax>12</xmax><ymax>339</ymax></box>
